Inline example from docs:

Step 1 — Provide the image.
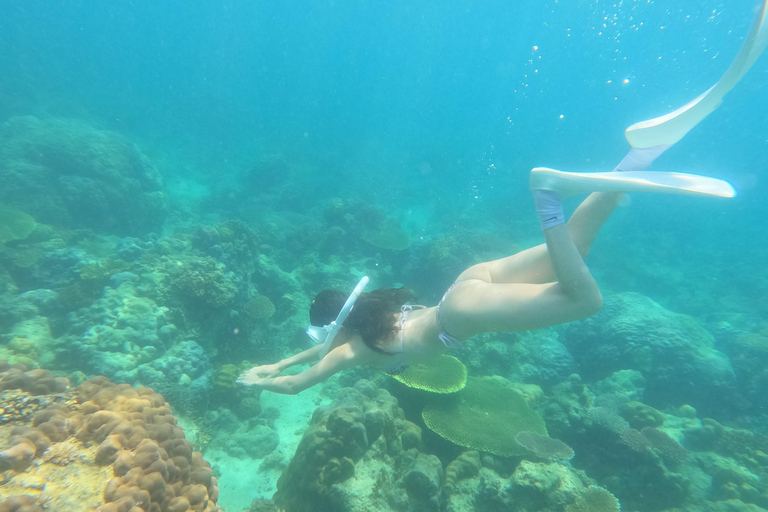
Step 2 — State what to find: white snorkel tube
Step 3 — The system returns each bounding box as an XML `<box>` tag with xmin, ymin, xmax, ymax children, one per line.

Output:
<box><xmin>306</xmin><ymin>276</ymin><xmax>369</xmax><ymax>359</ymax></box>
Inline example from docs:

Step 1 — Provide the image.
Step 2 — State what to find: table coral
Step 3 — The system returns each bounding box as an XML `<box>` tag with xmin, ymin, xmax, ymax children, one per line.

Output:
<box><xmin>422</xmin><ymin>376</ymin><xmax>547</xmax><ymax>456</ymax></box>
<box><xmin>391</xmin><ymin>354</ymin><xmax>467</xmax><ymax>393</ymax></box>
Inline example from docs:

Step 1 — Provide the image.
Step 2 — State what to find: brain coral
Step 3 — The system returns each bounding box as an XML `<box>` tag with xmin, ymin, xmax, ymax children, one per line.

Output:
<box><xmin>243</xmin><ymin>295</ymin><xmax>276</xmax><ymax>320</ymax></box>
<box><xmin>0</xmin><ymin>116</ymin><xmax>168</xmax><ymax>236</ymax></box>
<box><xmin>422</xmin><ymin>376</ymin><xmax>547</xmax><ymax>456</ymax></box>
<box><xmin>0</xmin><ymin>361</ymin><xmax>220</xmax><ymax>512</ymax></box>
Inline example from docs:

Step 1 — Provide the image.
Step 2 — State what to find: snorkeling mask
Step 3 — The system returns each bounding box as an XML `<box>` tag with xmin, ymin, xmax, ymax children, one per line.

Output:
<box><xmin>306</xmin><ymin>276</ymin><xmax>369</xmax><ymax>358</ymax></box>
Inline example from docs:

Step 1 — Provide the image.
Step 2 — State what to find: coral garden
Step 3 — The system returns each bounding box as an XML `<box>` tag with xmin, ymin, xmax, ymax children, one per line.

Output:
<box><xmin>1</xmin><ymin>116</ymin><xmax>767</xmax><ymax>512</ymax></box>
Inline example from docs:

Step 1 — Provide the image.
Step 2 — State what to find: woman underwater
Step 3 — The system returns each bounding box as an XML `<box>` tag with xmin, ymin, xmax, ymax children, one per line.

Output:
<box><xmin>238</xmin><ymin>1</ymin><xmax>767</xmax><ymax>395</ymax></box>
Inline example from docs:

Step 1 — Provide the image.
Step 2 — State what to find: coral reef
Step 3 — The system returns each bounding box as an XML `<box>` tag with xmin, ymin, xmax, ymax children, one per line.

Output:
<box><xmin>164</xmin><ymin>256</ymin><xmax>237</xmax><ymax>310</ymax></box>
<box><xmin>0</xmin><ymin>116</ymin><xmax>168</xmax><ymax>235</ymax></box>
<box><xmin>62</xmin><ymin>282</ymin><xmax>176</xmax><ymax>380</ymax></box>
<box><xmin>0</xmin><ymin>362</ymin><xmax>220</xmax><ymax>511</ymax></box>
<box><xmin>443</xmin><ymin>460</ymin><xmax>616</xmax><ymax>512</ymax></box>
<box><xmin>562</xmin><ymin>292</ymin><xmax>736</xmax><ymax>414</ymax></box>
<box><xmin>565</xmin><ymin>486</ymin><xmax>621</xmax><ymax>512</ymax></box>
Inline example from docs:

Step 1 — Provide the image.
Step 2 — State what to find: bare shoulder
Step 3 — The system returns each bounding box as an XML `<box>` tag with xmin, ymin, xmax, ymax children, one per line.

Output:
<box><xmin>344</xmin><ymin>336</ymin><xmax>395</xmax><ymax>369</ymax></box>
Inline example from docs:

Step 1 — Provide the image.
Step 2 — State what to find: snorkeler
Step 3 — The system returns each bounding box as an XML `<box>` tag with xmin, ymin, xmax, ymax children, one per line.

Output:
<box><xmin>238</xmin><ymin>1</ymin><xmax>767</xmax><ymax>395</ymax></box>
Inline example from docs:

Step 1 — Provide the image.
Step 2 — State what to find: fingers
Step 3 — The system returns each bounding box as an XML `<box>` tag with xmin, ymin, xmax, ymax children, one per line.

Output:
<box><xmin>236</xmin><ymin>369</ymin><xmax>260</xmax><ymax>386</ymax></box>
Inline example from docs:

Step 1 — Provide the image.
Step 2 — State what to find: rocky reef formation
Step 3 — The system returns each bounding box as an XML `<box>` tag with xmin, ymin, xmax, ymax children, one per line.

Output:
<box><xmin>0</xmin><ymin>361</ymin><xmax>219</xmax><ymax>512</ymax></box>
<box><xmin>0</xmin><ymin>116</ymin><xmax>168</xmax><ymax>236</ymax></box>
<box><xmin>562</xmin><ymin>292</ymin><xmax>736</xmax><ymax>414</ymax></box>
<box><xmin>260</xmin><ymin>378</ymin><xmax>616</xmax><ymax>512</ymax></box>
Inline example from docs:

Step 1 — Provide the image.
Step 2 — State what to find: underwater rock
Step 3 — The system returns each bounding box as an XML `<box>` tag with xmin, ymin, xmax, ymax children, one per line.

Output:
<box><xmin>444</xmin><ymin>461</ymin><xmax>606</xmax><ymax>512</ymax></box>
<box><xmin>443</xmin><ymin>451</ymin><xmax>481</xmax><ymax>497</ymax></box>
<box><xmin>273</xmin><ymin>381</ymin><xmax>424</xmax><ymax>512</ymax></box>
<box><xmin>562</xmin><ymin>292</ymin><xmax>736</xmax><ymax>414</ymax></box>
<box><xmin>591</xmin><ymin>369</ymin><xmax>646</xmax><ymax>403</ymax></box>
<box><xmin>0</xmin><ymin>116</ymin><xmax>168</xmax><ymax>236</ymax></box>
<box><xmin>403</xmin><ymin>453</ymin><xmax>443</xmax><ymax>511</ymax></box>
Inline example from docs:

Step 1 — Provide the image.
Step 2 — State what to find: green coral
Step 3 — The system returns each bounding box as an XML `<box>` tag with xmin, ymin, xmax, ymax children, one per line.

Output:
<box><xmin>566</xmin><ymin>486</ymin><xmax>621</xmax><ymax>512</ymax></box>
<box><xmin>422</xmin><ymin>376</ymin><xmax>547</xmax><ymax>456</ymax></box>
<box><xmin>392</xmin><ymin>354</ymin><xmax>467</xmax><ymax>393</ymax></box>
<box><xmin>0</xmin><ymin>205</ymin><xmax>36</xmax><ymax>244</ymax></box>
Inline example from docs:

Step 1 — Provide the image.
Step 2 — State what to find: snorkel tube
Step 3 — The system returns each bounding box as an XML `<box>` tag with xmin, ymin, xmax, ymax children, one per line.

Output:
<box><xmin>306</xmin><ymin>276</ymin><xmax>370</xmax><ymax>358</ymax></box>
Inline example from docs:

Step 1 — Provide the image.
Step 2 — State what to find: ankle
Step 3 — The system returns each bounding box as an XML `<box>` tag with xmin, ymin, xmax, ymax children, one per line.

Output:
<box><xmin>533</xmin><ymin>189</ymin><xmax>565</xmax><ymax>230</ymax></box>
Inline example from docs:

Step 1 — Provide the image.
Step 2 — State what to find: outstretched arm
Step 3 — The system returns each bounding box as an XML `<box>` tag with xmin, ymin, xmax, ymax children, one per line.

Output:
<box><xmin>277</xmin><ymin>344</ymin><xmax>324</xmax><ymax>370</ymax></box>
<box><xmin>238</xmin><ymin>344</ymin><xmax>325</xmax><ymax>382</ymax></box>
<box><xmin>237</xmin><ymin>343</ymin><xmax>357</xmax><ymax>395</ymax></box>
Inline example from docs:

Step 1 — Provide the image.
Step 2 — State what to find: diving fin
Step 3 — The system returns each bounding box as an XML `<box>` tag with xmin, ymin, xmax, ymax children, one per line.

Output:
<box><xmin>530</xmin><ymin>167</ymin><xmax>736</xmax><ymax>198</ymax></box>
<box><xmin>623</xmin><ymin>0</ymin><xmax>768</xmax><ymax>149</ymax></box>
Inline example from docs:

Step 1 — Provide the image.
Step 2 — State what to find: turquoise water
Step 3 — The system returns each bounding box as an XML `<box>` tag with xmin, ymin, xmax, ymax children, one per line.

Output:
<box><xmin>1</xmin><ymin>1</ymin><xmax>767</xmax><ymax>511</ymax></box>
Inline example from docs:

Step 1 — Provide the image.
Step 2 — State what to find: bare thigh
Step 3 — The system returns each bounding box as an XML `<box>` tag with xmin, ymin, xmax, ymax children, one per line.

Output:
<box><xmin>457</xmin><ymin>243</ymin><xmax>555</xmax><ymax>285</ymax></box>
<box><xmin>439</xmin><ymin>278</ymin><xmax>594</xmax><ymax>339</ymax></box>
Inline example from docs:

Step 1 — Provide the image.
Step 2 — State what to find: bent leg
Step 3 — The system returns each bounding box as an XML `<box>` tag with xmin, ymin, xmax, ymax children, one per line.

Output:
<box><xmin>459</xmin><ymin>191</ymin><xmax>624</xmax><ymax>284</ymax></box>
<box><xmin>444</xmin><ymin>217</ymin><xmax>604</xmax><ymax>337</ymax></box>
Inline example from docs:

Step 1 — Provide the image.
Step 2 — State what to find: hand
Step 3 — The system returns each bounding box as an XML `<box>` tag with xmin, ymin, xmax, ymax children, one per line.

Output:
<box><xmin>236</xmin><ymin>364</ymin><xmax>282</xmax><ymax>386</ymax></box>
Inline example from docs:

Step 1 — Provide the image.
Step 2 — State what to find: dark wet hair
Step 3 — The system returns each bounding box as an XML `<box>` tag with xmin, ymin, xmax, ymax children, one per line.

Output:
<box><xmin>309</xmin><ymin>286</ymin><xmax>416</xmax><ymax>355</ymax></box>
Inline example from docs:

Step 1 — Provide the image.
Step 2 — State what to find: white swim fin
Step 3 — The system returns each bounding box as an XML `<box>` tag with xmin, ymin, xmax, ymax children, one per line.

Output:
<box><xmin>530</xmin><ymin>167</ymin><xmax>736</xmax><ymax>198</ymax></box>
<box><xmin>624</xmin><ymin>0</ymin><xmax>768</xmax><ymax>149</ymax></box>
